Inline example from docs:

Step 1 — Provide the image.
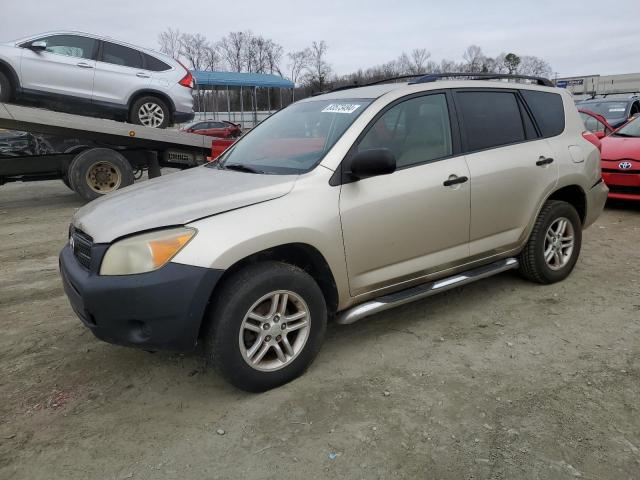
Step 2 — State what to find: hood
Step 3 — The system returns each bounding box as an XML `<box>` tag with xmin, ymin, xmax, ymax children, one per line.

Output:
<box><xmin>74</xmin><ymin>166</ymin><xmax>297</xmax><ymax>243</ymax></box>
<box><xmin>600</xmin><ymin>136</ymin><xmax>640</xmax><ymax>161</ymax></box>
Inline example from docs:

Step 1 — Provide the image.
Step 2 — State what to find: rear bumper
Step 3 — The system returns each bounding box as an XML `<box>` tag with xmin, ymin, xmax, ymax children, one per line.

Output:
<box><xmin>584</xmin><ymin>179</ymin><xmax>609</xmax><ymax>228</ymax></box>
<box><xmin>59</xmin><ymin>245</ymin><xmax>223</xmax><ymax>351</ymax></box>
<box><xmin>174</xmin><ymin>111</ymin><xmax>195</xmax><ymax>123</ymax></box>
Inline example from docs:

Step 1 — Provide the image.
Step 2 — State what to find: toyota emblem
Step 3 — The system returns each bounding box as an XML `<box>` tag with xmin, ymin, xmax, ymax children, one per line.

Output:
<box><xmin>619</xmin><ymin>161</ymin><xmax>633</xmax><ymax>170</ymax></box>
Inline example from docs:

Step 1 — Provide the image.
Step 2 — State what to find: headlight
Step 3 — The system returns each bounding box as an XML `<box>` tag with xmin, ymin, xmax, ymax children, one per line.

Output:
<box><xmin>100</xmin><ymin>227</ymin><xmax>196</xmax><ymax>276</ymax></box>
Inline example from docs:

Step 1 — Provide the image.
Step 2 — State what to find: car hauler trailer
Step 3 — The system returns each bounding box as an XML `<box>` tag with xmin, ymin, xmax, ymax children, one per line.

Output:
<box><xmin>0</xmin><ymin>102</ymin><xmax>211</xmax><ymax>201</ymax></box>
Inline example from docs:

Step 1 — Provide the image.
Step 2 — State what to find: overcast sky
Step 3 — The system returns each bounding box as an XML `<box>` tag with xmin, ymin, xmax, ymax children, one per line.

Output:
<box><xmin>2</xmin><ymin>0</ymin><xmax>639</xmax><ymax>78</ymax></box>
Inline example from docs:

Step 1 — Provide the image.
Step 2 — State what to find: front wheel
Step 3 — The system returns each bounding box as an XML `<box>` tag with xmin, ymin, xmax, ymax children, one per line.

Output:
<box><xmin>519</xmin><ymin>200</ymin><xmax>582</xmax><ymax>284</ymax></box>
<box><xmin>129</xmin><ymin>96</ymin><xmax>170</xmax><ymax>129</ymax></box>
<box><xmin>205</xmin><ymin>261</ymin><xmax>327</xmax><ymax>392</ymax></box>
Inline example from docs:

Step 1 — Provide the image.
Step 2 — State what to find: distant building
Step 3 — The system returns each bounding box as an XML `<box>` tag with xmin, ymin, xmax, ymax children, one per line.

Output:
<box><xmin>555</xmin><ymin>73</ymin><xmax>640</xmax><ymax>99</ymax></box>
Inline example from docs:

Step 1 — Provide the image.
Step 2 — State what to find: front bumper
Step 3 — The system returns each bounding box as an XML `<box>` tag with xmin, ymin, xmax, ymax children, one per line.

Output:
<box><xmin>59</xmin><ymin>245</ymin><xmax>223</xmax><ymax>351</ymax></box>
<box><xmin>602</xmin><ymin>171</ymin><xmax>640</xmax><ymax>201</ymax></box>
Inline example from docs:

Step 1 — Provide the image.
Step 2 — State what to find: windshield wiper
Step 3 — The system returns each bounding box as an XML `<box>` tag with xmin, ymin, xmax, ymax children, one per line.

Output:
<box><xmin>222</xmin><ymin>163</ymin><xmax>265</xmax><ymax>174</ymax></box>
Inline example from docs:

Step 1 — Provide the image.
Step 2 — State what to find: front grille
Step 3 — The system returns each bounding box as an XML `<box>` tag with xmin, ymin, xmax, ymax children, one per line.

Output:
<box><xmin>608</xmin><ymin>185</ymin><xmax>640</xmax><ymax>195</ymax></box>
<box><xmin>602</xmin><ymin>168</ymin><xmax>640</xmax><ymax>175</ymax></box>
<box><xmin>71</xmin><ymin>229</ymin><xmax>93</xmax><ymax>269</ymax></box>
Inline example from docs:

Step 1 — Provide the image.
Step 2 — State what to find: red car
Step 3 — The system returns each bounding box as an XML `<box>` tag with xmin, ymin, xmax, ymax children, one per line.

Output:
<box><xmin>599</xmin><ymin>117</ymin><xmax>640</xmax><ymax>201</ymax></box>
<box><xmin>182</xmin><ymin>120</ymin><xmax>242</xmax><ymax>138</ymax></box>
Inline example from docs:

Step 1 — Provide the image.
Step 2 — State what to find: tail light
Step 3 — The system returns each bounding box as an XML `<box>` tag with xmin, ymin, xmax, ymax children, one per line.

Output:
<box><xmin>177</xmin><ymin>60</ymin><xmax>194</xmax><ymax>89</ymax></box>
<box><xmin>582</xmin><ymin>131</ymin><xmax>602</xmax><ymax>152</ymax></box>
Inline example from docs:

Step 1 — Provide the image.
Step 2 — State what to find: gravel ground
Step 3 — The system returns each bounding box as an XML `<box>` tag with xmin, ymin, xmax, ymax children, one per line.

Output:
<box><xmin>1</xmin><ymin>178</ymin><xmax>639</xmax><ymax>480</ymax></box>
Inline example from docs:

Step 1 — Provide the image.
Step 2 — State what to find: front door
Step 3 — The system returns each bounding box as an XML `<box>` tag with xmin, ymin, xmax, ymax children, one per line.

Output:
<box><xmin>339</xmin><ymin>92</ymin><xmax>471</xmax><ymax>296</ymax></box>
<box><xmin>20</xmin><ymin>34</ymin><xmax>97</xmax><ymax>101</ymax></box>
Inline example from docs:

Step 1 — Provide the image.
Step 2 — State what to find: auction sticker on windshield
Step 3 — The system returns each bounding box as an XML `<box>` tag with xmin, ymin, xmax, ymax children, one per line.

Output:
<box><xmin>322</xmin><ymin>104</ymin><xmax>361</xmax><ymax>114</ymax></box>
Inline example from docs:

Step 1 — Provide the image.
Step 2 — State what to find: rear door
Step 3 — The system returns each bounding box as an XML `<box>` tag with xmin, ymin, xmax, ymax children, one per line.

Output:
<box><xmin>339</xmin><ymin>92</ymin><xmax>471</xmax><ymax>296</ymax></box>
<box><xmin>19</xmin><ymin>34</ymin><xmax>97</xmax><ymax>101</ymax></box>
<box><xmin>454</xmin><ymin>89</ymin><xmax>559</xmax><ymax>257</ymax></box>
<box><xmin>92</xmin><ymin>41</ymin><xmax>151</xmax><ymax>108</ymax></box>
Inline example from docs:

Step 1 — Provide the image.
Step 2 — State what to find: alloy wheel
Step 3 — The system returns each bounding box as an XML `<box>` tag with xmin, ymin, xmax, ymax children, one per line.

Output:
<box><xmin>543</xmin><ymin>217</ymin><xmax>575</xmax><ymax>270</ymax></box>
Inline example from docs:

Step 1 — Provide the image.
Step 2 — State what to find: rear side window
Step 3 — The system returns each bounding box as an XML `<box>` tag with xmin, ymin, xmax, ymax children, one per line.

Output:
<box><xmin>101</xmin><ymin>42</ymin><xmax>143</xmax><ymax>69</ymax></box>
<box><xmin>521</xmin><ymin>90</ymin><xmax>565</xmax><ymax>137</ymax></box>
<box><xmin>143</xmin><ymin>53</ymin><xmax>171</xmax><ymax>72</ymax></box>
<box><xmin>456</xmin><ymin>91</ymin><xmax>525</xmax><ymax>152</ymax></box>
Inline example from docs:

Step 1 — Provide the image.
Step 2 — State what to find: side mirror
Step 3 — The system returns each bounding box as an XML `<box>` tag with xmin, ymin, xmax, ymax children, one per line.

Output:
<box><xmin>594</xmin><ymin>130</ymin><xmax>605</xmax><ymax>139</ymax></box>
<box><xmin>350</xmin><ymin>148</ymin><xmax>396</xmax><ymax>180</ymax></box>
<box><xmin>28</xmin><ymin>41</ymin><xmax>47</xmax><ymax>51</ymax></box>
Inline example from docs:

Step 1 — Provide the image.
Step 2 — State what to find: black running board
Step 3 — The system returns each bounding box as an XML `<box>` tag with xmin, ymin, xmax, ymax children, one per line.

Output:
<box><xmin>336</xmin><ymin>258</ymin><xmax>519</xmax><ymax>325</ymax></box>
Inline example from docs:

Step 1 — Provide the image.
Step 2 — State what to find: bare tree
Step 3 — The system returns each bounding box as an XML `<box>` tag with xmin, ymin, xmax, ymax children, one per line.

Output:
<box><xmin>158</xmin><ymin>28</ymin><xmax>181</xmax><ymax>59</ymax></box>
<box><xmin>304</xmin><ymin>41</ymin><xmax>331</xmax><ymax>90</ymax></box>
<box><xmin>179</xmin><ymin>33</ymin><xmax>212</xmax><ymax>71</ymax></box>
<box><xmin>287</xmin><ymin>50</ymin><xmax>309</xmax><ymax>86</ymax></box>
<box><xmin>411</xmin><ymin>48</ymin><xmax>431</xmax><ymax>74</ymax></box>
<box><xmin>462</xmin><ymin>45</ymin><xmax>485</xmax><ymax>73</ymax></box>
<box><xmin>517</xmin><ymin>55</ymin><xmax>552</xmax><ymax>77</ymax></box>
<box><xmin>218</xmin><ymin>31</ymin><xmax>249</xmax><ymax>72</ymax></box>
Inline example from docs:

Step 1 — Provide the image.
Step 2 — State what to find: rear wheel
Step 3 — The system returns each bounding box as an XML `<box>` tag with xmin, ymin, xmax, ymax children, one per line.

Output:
<box><xmin>68</xmin><ymin>148</ymin><xmax>134</xmax><ymax>201</ymax></box>
<box><xmin>0</xmin><ymin>71</ymin><xmax>12</xmax><ymax>102</ymax></box>
<box><xmin>519</xmin><ymin>200</ymin><xmax>582</xmax><ymax>284</ymax></box>
<box><xmin>205</xmin><ymin>261</ymin><xmax>327</xmax><ymax>392</ymax></box>
<box><xmin>130</xmin><ymin>96</ymin><xmax>170</xmax><ymax>129</ymax></box>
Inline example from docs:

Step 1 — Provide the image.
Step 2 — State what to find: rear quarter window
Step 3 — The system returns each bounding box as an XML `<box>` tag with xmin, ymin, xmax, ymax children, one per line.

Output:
<box><xmin>521</xmin><ymin>90</ymin><xmax>565</xmax><ymax>137</ymax></box>
<box><xmin>143</xmin><ymin>53</ymin><xmax>171</xmax><ymax>72</ymax></box>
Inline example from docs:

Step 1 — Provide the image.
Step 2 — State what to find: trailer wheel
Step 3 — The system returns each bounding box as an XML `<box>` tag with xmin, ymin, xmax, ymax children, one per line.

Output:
<box><xmin>68</xmin><ymin>148</ymin><xmax>134</xmax><ymax>201</ymax></box>
<box><xmin>0</xmin><ymin>71</ymin><xmax>11</xmax><ymax>102</ymax></box>
<box><xmin>130</xmin><ymin>96</ymin><xmax>170</xmax><ymax>129</ymax></box>
<box><xmin>61</xmin><ymin>175</ymin><xmax>73</xmax><ymax>191</ymax></box>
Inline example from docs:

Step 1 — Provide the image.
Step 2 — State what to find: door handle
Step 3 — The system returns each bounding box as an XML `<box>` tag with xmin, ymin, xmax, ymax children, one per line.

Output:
<box><xmin>76</xmin><ymin>62</ymin><xmax>93</xmax><ymax>68</ymax></box>
<box><xmin>443</xmin><ymin>175</ymin><xmax>469</xmax><ymax>187</ymax></box>
<box><xmin>136</xmin><ymin>72</ymin><xmax>151</xmax><ymax>78</ymax></box>
<box><xmin>536</xmin><ymin>156</ymin><xmax>554</xmax><ymax>166</ymax></box>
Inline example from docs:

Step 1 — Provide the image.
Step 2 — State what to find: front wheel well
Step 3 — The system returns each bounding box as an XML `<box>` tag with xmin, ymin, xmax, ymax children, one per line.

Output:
<box><xmin>0</xmin><ymin>60</ymin><xmax>19</xmax><ymax>98</ymax></box>
<box><xmin>547</xmin><ymin>185</ymin><xmax>586</xmax><ymax>225</ymax></box>
<box><xmin>200</xmin><ymin>243</ymin><xmax>339</xmax><ymax>337</ymax></box>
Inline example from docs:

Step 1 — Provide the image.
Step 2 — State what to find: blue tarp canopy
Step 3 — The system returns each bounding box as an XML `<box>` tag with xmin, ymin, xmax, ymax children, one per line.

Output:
<box><xmin>192</xmin><ymin>71</ymin><xmax>294</xmax><ymax>89</ymax></box>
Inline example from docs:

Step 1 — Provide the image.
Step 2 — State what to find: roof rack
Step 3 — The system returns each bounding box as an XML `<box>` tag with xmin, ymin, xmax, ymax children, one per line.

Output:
<box><xmin>315</xmin><ymin>72</ymin><xmax>554</xmax><ymax>96</ymax></box>
<box><xmin>409</xmin><ymin>72</ymin><xmax>554</xmax><ymax>87</ymax></box>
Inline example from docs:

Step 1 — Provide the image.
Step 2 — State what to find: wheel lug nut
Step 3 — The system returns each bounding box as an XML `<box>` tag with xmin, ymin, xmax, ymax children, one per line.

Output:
<box><xmin>273</xmin><ymin>315</ymin><xmax>280</xmax><ymax>323</ymax></box>
<box><xmin>276</xmin><ymin>335</ymin><xmax>282</xmax><ymax>341</ymax></box>
<box><xmin>265</xmin><ymin>335</ymin><xmax>272</xmax><ymax>342</ymax></box>
<box><xmin>281</xmin><ymin>323</ymin><xmax>286</xmax><ymax>330</ymax></box>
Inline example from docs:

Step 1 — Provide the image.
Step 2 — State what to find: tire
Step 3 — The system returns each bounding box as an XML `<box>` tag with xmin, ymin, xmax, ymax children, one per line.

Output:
<box><xmin>0</xmin><ymin>71</ymin><xmax>11</xmax><ymax>102</ymax></box>
<box><xmin>129</xmin><ymin>96</ymin><xmax>170</xmax><ymax>129</ymax></box>
<box><xmin>205</xmin><ymin>261</ymin><xmax>327</xmax><ymax>392</ymax></box>
<box><xmin>68</xmin><ymin>148</ymin><xmax>135</xmax><ymax>201</ymax></box>
<box><xmin>61</xmin><ymin>175</ymin><xmax>73</xmax><ymax>191</ymax></box>
<box><xmin>518</xmin><ymin>200</ymin><xmax>582</xmax><ymax>284</ymax></box>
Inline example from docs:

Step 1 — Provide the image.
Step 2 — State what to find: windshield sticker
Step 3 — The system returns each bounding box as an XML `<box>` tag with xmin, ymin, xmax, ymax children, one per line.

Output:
<box><xmin>322</xmin><ymin>104</ymin><xmax>361</xmax><ymax>114</ymax></box>
<box><xmin>609</xmin><ymin>108</ymin><xmax>626</xmax><ymax>112</ymax></box>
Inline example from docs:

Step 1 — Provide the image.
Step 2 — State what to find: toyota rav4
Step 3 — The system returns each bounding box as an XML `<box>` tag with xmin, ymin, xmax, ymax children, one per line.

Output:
<box><xmin>59</xmin><ymin>75</ymin><xmax>608</xmax><ymax>391</ymax></box>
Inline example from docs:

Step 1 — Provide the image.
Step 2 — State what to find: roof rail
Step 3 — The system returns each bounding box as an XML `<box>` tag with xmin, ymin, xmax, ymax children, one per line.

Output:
<box><xmin>409</xmin><ymin>72</ymin><xmax>554</xmax><ymax>87</ymax></box>
<box><xmin>313</xmin><ymin>72</ymin><xmax>554</xmax><ymax>97</ymax></box>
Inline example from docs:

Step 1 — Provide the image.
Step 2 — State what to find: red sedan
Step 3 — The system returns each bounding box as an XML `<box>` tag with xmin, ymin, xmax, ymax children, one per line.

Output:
<box><xmin>599</xmin><ymin>117</ymin><xmax>640</xmax><ymax>201</ymax></box>
<box><xmin>181</xmin><ymin>120</ymin><xmax>242</xmax><ymax>138</ymax></box>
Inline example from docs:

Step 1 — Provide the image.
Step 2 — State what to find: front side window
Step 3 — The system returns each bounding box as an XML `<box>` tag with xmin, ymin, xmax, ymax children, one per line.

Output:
<box><xmin>358</xmin><ymin>93</ymin><xmax>453</xmax><ymax>168</ymax></box>
<box><xmin>101</xmin><ymin>42</ymin><xmax>143</xmax><ymax>69</ymax></box>
<box><xmin>214</xmin><ymin>98</ymin><xmax>373</xmax><ymax>174</ymax></box>
<box><xmin>457</xmin><ymin>91</ymin><xmax>525</xmax><ymax>152</ymax></box>
<box><xmin>35</xmin><ymin>35</ymin><xmax>96</xmax><ymax>60</ymax></box>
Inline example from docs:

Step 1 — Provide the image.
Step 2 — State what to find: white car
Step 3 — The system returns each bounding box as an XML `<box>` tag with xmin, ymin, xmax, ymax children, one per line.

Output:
<box><xmin>0</xmin><ymin>31</ymin><xmax>194</xmax><ymax>128</ymax></box>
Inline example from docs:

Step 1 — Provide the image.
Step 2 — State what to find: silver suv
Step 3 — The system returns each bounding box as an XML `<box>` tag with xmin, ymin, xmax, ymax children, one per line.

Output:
<box><xmin>60</xmin><ymin>75</ymin><xmax>608</xmax><ymax>391</ymax></box>
<box><xmin>0</xmin><ymin>31</ymin><xmax>194</xmax><ymax>128</ymax></box>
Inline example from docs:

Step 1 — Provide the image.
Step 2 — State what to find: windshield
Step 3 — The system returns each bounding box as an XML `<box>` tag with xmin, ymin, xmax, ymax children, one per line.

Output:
<box><xmin>576</xmin><ymin>100</ymin><xmax>628</xmax><ymax>121</ymax></box>
<box><xmin>211</xmin><ymin>98</ymin><xmax>373</xmax><ymax>174</ymax></box>
<box><xmin>614</xmin><ymin>117</ymin><xmax>640</xmax><ymax>137</ymax></box>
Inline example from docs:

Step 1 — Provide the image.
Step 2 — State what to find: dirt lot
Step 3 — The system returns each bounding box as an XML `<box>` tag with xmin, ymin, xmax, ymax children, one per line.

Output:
<box><xmin>1</xmin><ymin>178</ymin><xmax>639</xmax><ymax>480</ymax></box>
